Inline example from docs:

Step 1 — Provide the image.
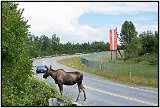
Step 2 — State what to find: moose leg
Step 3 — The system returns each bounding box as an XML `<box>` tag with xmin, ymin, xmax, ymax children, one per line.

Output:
<box><xmin>76</xmin><ymin>90</ymin><xmax>81</xmax><ymax>101</ymax></box>
<box><xmin>58</xmin><ymin>83</ymin><xmax>63</xmax><ymax>95</ymax></box>
<box><xmin>83</xmin><ymin>88</ymin><xmax>87</xmax><ymax>101</ymax></box>
<box><xmin>76</xmin><ymin>83</ymin><xmax>82</xmax><ymax>101</ymax></box>
<box><xmin>80</xmin><ymin>83</ymin><xmax>87</xmax><ymax>101</ymax></box>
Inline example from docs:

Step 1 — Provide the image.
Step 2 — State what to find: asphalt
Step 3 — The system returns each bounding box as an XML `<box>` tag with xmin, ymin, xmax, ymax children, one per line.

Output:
<box><xmin>32</xmin><ymin>55</ymin><xmax>158</xmax><ymax>106</ymax></box>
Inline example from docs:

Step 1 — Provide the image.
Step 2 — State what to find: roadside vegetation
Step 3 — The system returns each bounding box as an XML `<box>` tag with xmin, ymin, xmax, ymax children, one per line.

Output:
<box><xmin>119</xmin><ymin>21</ymin><xmax>158</xmax><ymax>65</ymax></box>
<box><xmin>2</xmin><ymin>75</ymin><xmax>72</xmax><ymax>106</ymax></box>
<box><xmin>58</xmin><ymin>57</ymin><xmax>157</xmax><ymax>88</ymax></box>
<box><xmin>2</xmin><ymin>2</ymin><xmax>71</xmax><ymax>106</ymax></box>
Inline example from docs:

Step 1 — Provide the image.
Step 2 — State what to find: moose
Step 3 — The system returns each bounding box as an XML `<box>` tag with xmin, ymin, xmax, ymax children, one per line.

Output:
<box><xmin>43</xmin><ymin>65</ymin><xmax>87</xmax><ymax>101</ymax></box>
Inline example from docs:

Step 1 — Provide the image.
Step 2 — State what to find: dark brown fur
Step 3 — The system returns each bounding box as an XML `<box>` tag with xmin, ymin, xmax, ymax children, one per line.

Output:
<box><xmin>43</xmin><ymin>65</ymin><xmax>87</xmax><ymax>101</ymax></box>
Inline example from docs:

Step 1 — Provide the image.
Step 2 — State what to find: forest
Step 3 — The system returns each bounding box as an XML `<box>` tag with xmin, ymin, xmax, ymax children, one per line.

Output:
<box><xmin>27</xmin><ymin>34</ymin><xmax>110</xmax><ymax>57</ymax></box>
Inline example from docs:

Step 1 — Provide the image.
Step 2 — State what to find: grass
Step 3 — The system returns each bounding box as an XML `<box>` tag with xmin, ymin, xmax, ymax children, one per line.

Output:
<box><xmin>58</xmin><ymin>57</ymin><xmax>158</xmax><ymax>88</ymax></box>
<box><xmin>101</xmin><ymin>61</ymin><xmax>158</xmax><ymax>79</ymax></box>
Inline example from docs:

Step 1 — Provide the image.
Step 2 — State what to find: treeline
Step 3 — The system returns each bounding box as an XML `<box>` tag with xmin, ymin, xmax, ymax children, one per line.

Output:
<box><xmin>27</xmin><ymin>34</ymin><xmax>110</xmax><ymax>58</ymax></box>
<box><xmin>27</xmin><ymin>21</ymin><xmax>158</xmax><ymax>65</ymax></box>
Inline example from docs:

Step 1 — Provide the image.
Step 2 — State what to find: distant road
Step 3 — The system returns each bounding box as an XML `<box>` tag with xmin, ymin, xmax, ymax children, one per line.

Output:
<box><xmin>33</xmin><ymin>55</ymin><xmax>158</xmax><ymax>106</ymax></box>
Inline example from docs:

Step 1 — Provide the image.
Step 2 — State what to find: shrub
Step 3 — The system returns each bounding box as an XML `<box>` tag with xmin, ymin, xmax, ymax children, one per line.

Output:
<box><xmin>2</xmin><ymin>75</ymin><xmax>72</xmax><ymax>106</ymax></box>
<box><xmin>148</xmin><ymin>53</ymin><xmax>158</xmax><ymax>65</ymax></box>
<box><xmin>2</xmin><ymin>2</ymin><xmax>32</xmax><ymax>85</ymax></box>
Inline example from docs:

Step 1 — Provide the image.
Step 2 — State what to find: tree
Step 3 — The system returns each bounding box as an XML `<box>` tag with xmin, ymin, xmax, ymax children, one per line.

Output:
<box><xmin>40</xmin><ymin>35</ymin><xmax>52</xmax><ymax>51</ymax></box>
<box><xmin>153</xmin><ymin>31</ymin><xmax>158</xmax><ymax>54</ymax></box>
<box><xmin>125</xmin><ymin>36</ymin><xmax>141</xmax><ymax>57</ymax></box>
<box><xmin>2</xmin><ymin>2</ymin><xmax>32</xmax><ymax>105</ymax></box>
<box><xmin>51</xmin><ymin>34</ymin><xmax>60</xmax><ymax>53</ymax></box>
<box><xmin>119</xmin><ymin>21</ymin><xmax>138</xmax><ymax>58</ymax></box>
<box><xmin>2</xmin><ymin>2</ymin><xmax>32</xmax><ymax>85</ymax></box>
<box><xmin>120</xmin><ymin>21</ymin><xmax>138</xmax><ymax>45</ymax></box>
<box><xmin>139</xmin><ymin>31</ymin><xmax>156</xmax><ymax>55</ymax></box>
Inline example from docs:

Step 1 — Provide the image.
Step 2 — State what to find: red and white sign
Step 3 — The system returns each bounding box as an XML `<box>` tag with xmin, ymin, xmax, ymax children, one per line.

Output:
<box><xmin>114</xmin><ymin>28</ymin><xmax>117</xmax><ymax>50</ymax></box>
<box><xmin>109</xmin><ymin>29</ymin><xmax>112</xmax><ymax>50</ymax></box>
<box><xmin>109</xmin><ymin>28</ymin><xmax>117</xmax><ymax>50</ymax></box>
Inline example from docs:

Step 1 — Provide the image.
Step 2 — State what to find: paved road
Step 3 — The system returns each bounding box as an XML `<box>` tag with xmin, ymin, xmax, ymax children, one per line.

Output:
<box><xmin>33</xmin><ymin>55</ymin><xmax>158</xmax><ymax>106</ymax></box>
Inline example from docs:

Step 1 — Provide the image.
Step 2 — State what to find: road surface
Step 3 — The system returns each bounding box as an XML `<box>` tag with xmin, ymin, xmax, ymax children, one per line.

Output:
<box><xmin>32</xmin><ymin>55</ymin><xmax>158</xmax><ymax>106</ymax></box>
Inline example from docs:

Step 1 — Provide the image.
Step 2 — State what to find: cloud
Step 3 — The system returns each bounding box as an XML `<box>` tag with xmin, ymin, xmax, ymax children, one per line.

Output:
<box><xmin>135</xmin><ymin>22</ymin><xmax>158</xmax><ymax>35</ymax></box>
<box><xmin>18</xmin><ymin>2</ymin><xmax>158</xmax><ymax>44</ymax></box>
<box><xmin>81</xmin><ymin>2</ymin><xmax>157</xmax><ymax>15</ymax></box>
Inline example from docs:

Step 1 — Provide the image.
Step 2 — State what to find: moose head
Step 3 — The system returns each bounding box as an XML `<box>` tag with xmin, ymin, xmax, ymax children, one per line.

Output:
<box><xmin>43</xmin><ymin>65</ymin><xmax>52</xmax><ymax>79</ymax></box>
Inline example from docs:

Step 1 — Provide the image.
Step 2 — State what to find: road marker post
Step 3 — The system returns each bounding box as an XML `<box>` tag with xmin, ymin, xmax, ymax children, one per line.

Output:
<box><xmin>130</xmin><ymin>71</ymin><xmax>132</xmax><ymax>79</ymax></box>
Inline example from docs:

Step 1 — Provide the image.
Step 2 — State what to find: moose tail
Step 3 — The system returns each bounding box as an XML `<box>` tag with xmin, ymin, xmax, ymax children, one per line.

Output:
<box><xmin>80</xmin><ymin>73</ymin><xmax>83</xmax><ymax>82</ymax></box>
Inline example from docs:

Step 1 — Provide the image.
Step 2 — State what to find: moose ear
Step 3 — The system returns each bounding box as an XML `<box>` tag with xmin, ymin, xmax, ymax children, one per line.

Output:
<box><xmin>45</xmin><ymin>65</ymin><xmax>48</xmax><ymax>70</ymax></box>
<box><xmin>50</xmin><ymin>65</ymin><xmax>52</xmax><ymax>69</ymax></box>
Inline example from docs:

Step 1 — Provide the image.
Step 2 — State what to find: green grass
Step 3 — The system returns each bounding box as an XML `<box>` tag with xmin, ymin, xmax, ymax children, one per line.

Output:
<box><xmin>101</xmin><ymin>61</ymin><xmax>158</xmax><ymax>79</ymax></box>
<box><xmin>81</xmin><ymin>52</ymin><xmax>158</xmax><ymax>80</ymax></box>
<box><xmin>58</xmin><ymin>57</ymin><xmax>158</xmax><ymax>88</ymax></box>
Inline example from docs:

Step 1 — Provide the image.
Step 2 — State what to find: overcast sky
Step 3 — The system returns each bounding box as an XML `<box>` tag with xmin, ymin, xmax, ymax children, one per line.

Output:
<box><xmin>18</xmin><ymin>2</ymin><xmax>158</xmax><ymax>44</ymax></box>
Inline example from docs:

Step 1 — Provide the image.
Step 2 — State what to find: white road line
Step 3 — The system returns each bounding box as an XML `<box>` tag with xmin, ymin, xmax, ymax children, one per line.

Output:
<box><xmin>85</xmin><ymin>86</ymin><xmax>157</xmax><ymax>106</ymax></box>
<box><xmin>86</xmin><ymin>77</ymin><xmax>157</xmax><ymax>94</ymax></box>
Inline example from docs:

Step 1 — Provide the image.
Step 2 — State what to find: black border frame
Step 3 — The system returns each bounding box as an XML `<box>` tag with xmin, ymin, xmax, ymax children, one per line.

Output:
<box><xmin>1</xmin><ymin>0</ymin><xmax>159</xmax><ymax>107</ymax></box>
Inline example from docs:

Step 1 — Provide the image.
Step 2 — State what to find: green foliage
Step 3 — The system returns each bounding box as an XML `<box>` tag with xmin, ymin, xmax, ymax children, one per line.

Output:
<box><xmin>119</xmin><ymin>21</ymin><xmax>140</xmax><ymax>58</ymax></box>
<box><xmin>139</xmin><ymin>31</ymin><xmax>157</xmax><ymax>55</ymax></box>
<box><xmin>125</xmin><ymin>36</ymin><xmax>141</xmax><ymax>58</ymax></box>
<box><xmin>131</xmin><ymin>31</ymin><xmax>158</xmax><ymax>65</ymax></box>
<box><xmin>40</xmin><ymin>35</ymin><xmax>52</xmax><ymax>51</ymax></box>
<box><xmin>148</xmin><ymin>53</ymin><xmax>158</xmax><ymax>65</ymax></box>
<box><xmin>2</xmin><ymin>75</ymin><xmax>72</xmax><ymax>106</ymax></box>
<box><xmin>2</xmin><ymin>2</ymin><xmax>31</xmax><ymax>105</ymax></box>
<box><xmin>28</xmin><ymin>34</ymin><xmax>110</xmax><ymax>58</ymax></box>
<box><xmin>51</xmin><ymin>34</ymin><xmax>60</xmax><ymax>51</ymax></box>
<box><xmin>120</xmin><ymin>21</ymin><xmax>137</xmax><ymax>45</ymax></box>
<box><xmin>2</xmin><ymin>2</ymin><xmax>32</xmax><ymax>88</ymax></box>
<box><xmin>119</xmin><ymin>21</ymin><xmax>158</xmax><ymax>64</ymax></box>
<box><xmin>153</xmin><ymin>31</ymin><xmax>158</xmax><ymax>54</ymax></box>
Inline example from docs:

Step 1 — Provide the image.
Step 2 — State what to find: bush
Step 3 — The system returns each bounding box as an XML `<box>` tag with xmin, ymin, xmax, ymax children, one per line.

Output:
<box><xmin>2</xmin><ymin>2</ymin><xmax>32</xmax><ymax>89</ymax></box>
<box><xmin>2</xmin><ymin>75</ymin><xmax>72</xmax><ymax>106</ymax></box>
<box><xmin>134</xmin><ymin>57</ymin><xmax>142</xmax><ymax>63</ymax></box>
<box><xmin>2</xmin><ymin>2</ymin><xmax>32</xmax><ymax>106</ymax></box>
<box><xmin>148</xmin><ymin>53</ymin><xmax>158</xmax><ymax>65</ymax></box>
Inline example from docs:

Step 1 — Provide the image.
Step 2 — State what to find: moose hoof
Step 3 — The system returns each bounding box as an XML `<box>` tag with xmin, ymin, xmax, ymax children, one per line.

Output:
<box><xmin>83</xmin><ymin>98</ymin><xmax>87</xmax><ymax>101</ymax></box>
<box><xmin>76</xmin><ymin>99</ymin><xmax>79</xmax><ymax>102</ymax></box>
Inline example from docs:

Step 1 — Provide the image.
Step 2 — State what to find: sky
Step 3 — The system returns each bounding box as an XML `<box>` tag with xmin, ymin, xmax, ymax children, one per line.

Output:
<box><xmin>18</xmin><ymin>2</ymin><xmax>158</xmax><ymax>44</ymax></box>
